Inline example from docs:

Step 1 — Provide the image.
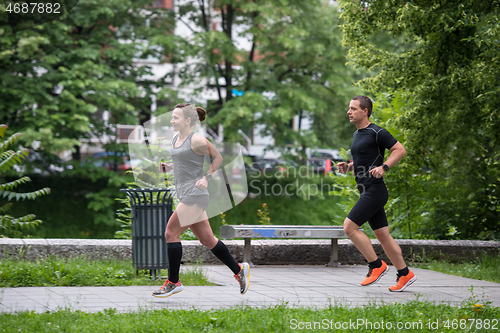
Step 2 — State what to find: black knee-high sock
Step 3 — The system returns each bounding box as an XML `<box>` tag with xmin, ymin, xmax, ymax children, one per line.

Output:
<box><xmin>167</xmin><ymin>242</ymin><xmax>182</xmax><ymax>283</ymax></box>
<box><xmin>211</xmin><ymin>240</ymin><xmax>240</xmax><ymax>275</ymax></box>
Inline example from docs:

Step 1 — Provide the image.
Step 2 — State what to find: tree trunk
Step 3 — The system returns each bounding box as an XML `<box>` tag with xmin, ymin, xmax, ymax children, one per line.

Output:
<box><xmin>223</xmin><ymin>4</ymin><xmax>234</xmax><ymax>103</ymax></box>
<box><xmin>72</xmin><ymin>145</ymin><xmax>81</xmax><ymax>162</ymax></box>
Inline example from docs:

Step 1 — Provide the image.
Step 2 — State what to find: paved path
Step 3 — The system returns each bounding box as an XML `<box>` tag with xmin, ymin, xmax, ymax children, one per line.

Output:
<box><xmin>1</xmin><ymin>265</ymin><xmax>499</xmax><ymax>313</ymax></box>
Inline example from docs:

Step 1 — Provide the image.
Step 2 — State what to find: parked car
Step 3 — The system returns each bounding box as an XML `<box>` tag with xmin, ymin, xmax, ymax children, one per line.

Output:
<box><xmin>307</xmin><ymin>157</ymin><xmax>336</xmax><ymax>175</ymax></box>
<box><xmin>243</xmin><ymin>155</ymin><xmax>261</xmax><ymax>176</ymax></box>
<box><xmin>309</xmin><ymin>148</ymin><xmax>344</xmax><ymax>162</ymax></box>
<box><xmin>257</xmin><ymin>158</ymin><xmax>279</xmax><ymax>173</ymax></box>
<box><xmin>86</xmin><ymin>152</ymin><xmax>134</xmax><ymax>173</ymax></box>
<box><xmin>308</xmin><ymin>148</ymin><xmax>351</xmax><ymax>173</ymax></box>
<box><xmin>243</xmin><ymin>156</ymin><xmax>298</xmax><ymax>176</ymax></box>
<box><xmin>275</xmin><ymin>159</ymin><xmax>299</xmax><ymax>173</ymax></box>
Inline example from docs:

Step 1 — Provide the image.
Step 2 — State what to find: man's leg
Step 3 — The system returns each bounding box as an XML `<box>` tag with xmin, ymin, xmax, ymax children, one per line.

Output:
<box><xmin>373</xmin><ymin>226</ymin><xmax>405</xmax><ymax>270</ymax></box>
<box><xmin>343</xmin><ymin>218</ymin><xmax>378</xmax><ymax>262</ymax></box>
<box><xmin>345</xmin><ymin>185</ymin><xmax>386</xmax><ymax>264</ymax></box>
<box><xmin>344</xmin><ymin>218</ymin><xmax>389</xmax><ymax>286</ymax></box>
<box><xmin>372</xmin><ymin>226</ymin><xmax>416</xmax><ymax>292</ymax></box>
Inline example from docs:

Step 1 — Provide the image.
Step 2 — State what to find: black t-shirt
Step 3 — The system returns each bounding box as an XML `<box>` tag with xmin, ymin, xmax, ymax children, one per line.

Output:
<box><xmin>351</xmin><ymin>123</ymin><xmax>398</xmax><ymax>187</ymax></box>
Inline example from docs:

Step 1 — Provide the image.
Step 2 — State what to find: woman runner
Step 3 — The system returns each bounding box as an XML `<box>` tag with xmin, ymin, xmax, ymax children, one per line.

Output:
<box><xmin>152</xmin><ymin>103</ymin><xmax>250</xmax><ymax>297</ymax></box>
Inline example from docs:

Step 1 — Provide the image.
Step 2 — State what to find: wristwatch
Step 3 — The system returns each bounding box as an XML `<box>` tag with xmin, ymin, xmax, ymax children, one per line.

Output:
<box><xmin>204</xmin><ymin>173</ymin><xmax>213</xmax><ymax>181</ymax></box>
<box><xmin>382</xmin><ymin>164</ymin><xmax>389</xmax><ymax>171</ymax></box>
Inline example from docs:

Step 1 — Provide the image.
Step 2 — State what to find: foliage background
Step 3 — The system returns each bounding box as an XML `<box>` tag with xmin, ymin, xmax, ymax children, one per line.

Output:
<box><xmin>0</xmin><ymin>125</ymin><xmax>50</xmax><ymax>237</ymax></box>
<box><xmin>2</xmin><ymin>0</ymin><xmax>499</xmax><ymax>240</ymax></box>
<box><xmin>339</xmin><ymin>0</ymin><xmax>500</xmax><ymax>240</ymax></box>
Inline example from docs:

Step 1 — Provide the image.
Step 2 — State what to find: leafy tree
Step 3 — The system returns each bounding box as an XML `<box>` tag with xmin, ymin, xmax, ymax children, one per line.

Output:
<box><xmin>176</xmin><ymin>0</ymin><xmax>363</xmax><ymax>154</ymax></box>
<box><xmin>339</xmin><ymin>0</ymin><xmax>500</xmax><ymax>239</ymax></box>
<box><xmin>0</xmin><ymin>125</ymin><xmax>50</xmax><ymax>237</ymax></box>
<box><xmin>0</xmin><ymin>0</ymin><xmax>178</xmax><ymax>159</ymax></box>
<box><xmin>0</xmin><ymin>0</ymin><xmax>181</xmax><ymax>231</ymax></box>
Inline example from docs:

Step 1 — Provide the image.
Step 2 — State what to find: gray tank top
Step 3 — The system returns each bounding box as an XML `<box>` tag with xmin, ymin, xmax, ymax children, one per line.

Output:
<box><xmin>171</xmin><ymin>131</ymin><xmax>209</xmax><ymax>199</ymax></box>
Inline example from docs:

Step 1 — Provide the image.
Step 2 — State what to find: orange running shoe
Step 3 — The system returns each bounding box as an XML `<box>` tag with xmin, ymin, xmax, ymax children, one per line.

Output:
<box><xmin>389</xmin><ymin>270</ymin><xmax>416</xmax><ymax>292</ymax></box>
<box><xmin>360</xmin><ymin>260</ymin><xmax>389</xmax><ymax>286</ymax></box>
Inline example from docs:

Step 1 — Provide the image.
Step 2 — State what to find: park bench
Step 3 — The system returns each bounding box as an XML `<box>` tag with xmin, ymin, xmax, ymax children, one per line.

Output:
<box><xmin>219</xmin><ymin>225</ymin><xmax>355</xmax><ymax>267</ymax></box>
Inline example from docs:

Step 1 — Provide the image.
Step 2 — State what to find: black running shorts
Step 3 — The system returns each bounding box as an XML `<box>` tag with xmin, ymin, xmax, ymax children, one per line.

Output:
<box><xmin>347</xmin><ymin>183</ymin><xmax>389</xmax><ymax>230</ymax></box>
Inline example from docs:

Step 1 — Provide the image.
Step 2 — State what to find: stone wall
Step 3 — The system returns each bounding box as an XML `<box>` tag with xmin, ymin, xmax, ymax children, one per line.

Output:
<box><xmin>1</xmin><ymin>238</ymin><xmax>499</xmax><ymax>265</ymax></box>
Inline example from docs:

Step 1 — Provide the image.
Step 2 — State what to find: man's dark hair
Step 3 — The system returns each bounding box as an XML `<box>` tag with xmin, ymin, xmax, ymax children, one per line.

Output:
<box><xmin>352</xmin><ymin>96</ymin><xmax>373</xmax><ymax>118</ymax></box>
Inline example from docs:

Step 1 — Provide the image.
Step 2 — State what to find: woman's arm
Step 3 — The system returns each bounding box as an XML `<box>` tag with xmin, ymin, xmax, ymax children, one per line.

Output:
<box><xmin>159</xmin><ymin>163</ymin><xmax>173</xmax><ymax>172</ymax></box>
<box><xmin>191</xmin><ymin>134</ymin><xmax>223</xmax><ymax>179</ymax></box>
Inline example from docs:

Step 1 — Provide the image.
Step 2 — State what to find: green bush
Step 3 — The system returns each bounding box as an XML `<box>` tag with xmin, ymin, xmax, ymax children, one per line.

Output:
<box><xmin>374</xmin><ymin>93</ymin><xmax>500</xmax><ymax>241</ymax></box>
<box><xmin>7</xmin><ymin>173</ymin><xmax>128</xmax><ymax>239</ymax></box>
<box><xmin>0</xmin><ymin>125</ymin><xmax>50</xmax><ymax>237</ymax></box>
<box><xmin>114</xmin><ymin>174</ymin><xmax>350</xmax><ymax>239</ymax></box>
<box><xmin>210</xmin><ymin>182</ymin><xmax>348</xmax><ymax>238</ymax></box>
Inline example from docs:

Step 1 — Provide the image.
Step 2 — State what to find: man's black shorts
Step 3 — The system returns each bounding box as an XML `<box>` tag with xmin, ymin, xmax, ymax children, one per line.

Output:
<box><xmin>347</xmin><ymin>183</ymin><xmax>389</xmax><ymax>230</ymax></box>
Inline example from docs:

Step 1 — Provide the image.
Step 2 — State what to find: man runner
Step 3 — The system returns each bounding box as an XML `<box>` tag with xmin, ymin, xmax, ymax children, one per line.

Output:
<box><xmin>337</xmin><ymin>96</ymin><xmax>416</xmax><ymax>292</ymax></box>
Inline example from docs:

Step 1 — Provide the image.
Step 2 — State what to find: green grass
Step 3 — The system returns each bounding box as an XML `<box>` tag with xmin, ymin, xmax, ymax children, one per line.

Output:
<box><xmin>413</xmin><ymin>253</ymin><xmax>500</xmax><ymax>284</ymax></box>
<box><xmin>0</xmin><ymin>256</ymin><xmax>215</xmax><ymax>287</ymax></box>
<box><xmin>0</xmin><ymin>298</ymin><xmax>498</xmax><ymax>333</ymax></box>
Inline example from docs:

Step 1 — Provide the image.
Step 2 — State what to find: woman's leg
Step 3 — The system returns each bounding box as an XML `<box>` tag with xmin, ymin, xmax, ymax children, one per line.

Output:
<box><xmin>176</xmin><ymin>201</ymin><xmax>205</xmax><ymax>227</ymax></box>
<box><xmin>189</xmin><ymin>213</ymin><xmax>240</xmax><ymax>275</ymax></box>
<box><xmin>165</xmin><ymin>208</ymin><xmax>190</xmax><ymax>283</ymax></box>
<box><xmin>152</xmin><ymin>208</ymin><xmax>190</xmax><ymax>297</ymax></box>
<box><xmin>164</xmin><ymin>207</ymin><xmax>249</xmax><ymax>295</ymax></box>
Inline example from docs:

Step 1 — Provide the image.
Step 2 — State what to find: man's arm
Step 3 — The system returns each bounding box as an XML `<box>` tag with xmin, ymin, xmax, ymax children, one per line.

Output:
<box><xmin>384</xmin><ymin>141</ymin><xmax>406</xmax><ymax>168</ymax></box>
<box><xmin>369</xmin><ymin>141</ymin><xmax>406</xmax><ymax>178</ymax></box>
<box><xmin>337</xmin><ymin>162</ymin><xmax>354</xmax><ymax>174</ymax></box>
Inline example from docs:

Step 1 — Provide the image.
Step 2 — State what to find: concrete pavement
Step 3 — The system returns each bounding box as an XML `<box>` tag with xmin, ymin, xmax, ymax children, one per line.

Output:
<box><xmin>1</xmin><ymin>265</ymin><xmax>499</xmax><ymax>313</ymax></box>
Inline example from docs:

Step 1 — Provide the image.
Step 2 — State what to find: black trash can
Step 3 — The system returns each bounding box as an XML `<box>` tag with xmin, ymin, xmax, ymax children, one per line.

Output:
<box><xmin>120</xmin><ymin>188</ymin><xmax>175</xmax><ymax>279</ymax></box>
